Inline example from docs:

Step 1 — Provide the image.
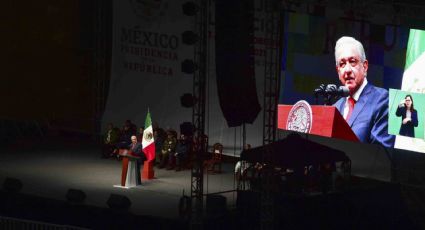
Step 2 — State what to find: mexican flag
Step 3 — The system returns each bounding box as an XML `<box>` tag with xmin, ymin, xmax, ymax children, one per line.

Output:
<box><xmin>401</xmin><ymin>29</ymin><xmax>425</xmax><ymax>92</ymax></box>
<box><xmin>142</xmin><ymin>110</ymin><xmax>155</xmax><ymax>161</ymax></box>
<box><xmin>395</xmin><ymin>28</ymin><xmax>425</xmax><ymax>152</ymax></box>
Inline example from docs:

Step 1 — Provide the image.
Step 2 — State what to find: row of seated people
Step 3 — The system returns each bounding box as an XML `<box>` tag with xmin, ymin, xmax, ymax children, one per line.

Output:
<box><xmin>102</xmin><ymin>121</ymin><xmax>224</xmax><ymax>172</ymax></box>
<box><xmin>156</xmin><ymin>129</ymin><xmax>191</xmax><ymax>171</ymax></box>
<box><xmin>101</xmin><ymin>120</ymin><xmax>143</xmax><ymax>159</ymax></box>
<box><xmin>156</xmin><ymin>132</ymin><xmax>223</xmax><ymax>172</ymax></box>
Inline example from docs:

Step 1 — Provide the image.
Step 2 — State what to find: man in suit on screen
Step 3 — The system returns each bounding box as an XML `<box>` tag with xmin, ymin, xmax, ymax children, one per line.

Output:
<box><xmin>333</xmin><ymin>36</ymin><xmax>395</xmax><ymax>148</ymax></box>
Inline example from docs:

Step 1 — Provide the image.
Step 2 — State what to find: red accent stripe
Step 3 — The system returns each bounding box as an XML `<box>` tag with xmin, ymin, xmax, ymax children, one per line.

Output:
<box><xmin>143</xmin><ymin>143</ymin><xmax>156</xmax><ymax>161</ymax></box>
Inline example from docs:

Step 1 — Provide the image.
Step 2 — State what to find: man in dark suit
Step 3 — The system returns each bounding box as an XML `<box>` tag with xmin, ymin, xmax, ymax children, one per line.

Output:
<box><xmin>128</xmin><ymin>135</ymin><xmax>142</xmax><ymax>156</ymax></box>
<box><xmin>333</xmin><ymin>36</ymin><xmax>395</xmax><ymax>148</ymax></box>
<box><xmin>128</xmin><ymin>135</ymin><xmax>145</xmax><ymax>184</ymax></box>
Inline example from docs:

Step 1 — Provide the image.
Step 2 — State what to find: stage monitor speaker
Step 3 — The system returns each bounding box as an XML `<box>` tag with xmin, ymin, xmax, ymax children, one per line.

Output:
<box><xmin>107</xmin><ymin>194</ymin><xmax>131</xmax><ymax>211</ymax></box>
<box><xmin>3</xmin><ymin>177</ymin><xmax>23</xmax><ymax>193</ymax></box>
<box><xmin>66</xmin><ymin>188</ymin><xmax>86</xmax><ymax>203</ymax></box>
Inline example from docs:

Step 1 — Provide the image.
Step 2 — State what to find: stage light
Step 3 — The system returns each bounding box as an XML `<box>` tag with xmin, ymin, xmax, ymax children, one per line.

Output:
<box><xmin>182</xmin><ymin>2</ymin><xmax>198</xmax><ymax>16</ymax></box>
<box><xmin>107</xmin><ymin>194</ymin><xmax>131</xmax><ymax>211</ymax></box>
<box><xmin>66</xmin><ymin>189</ymin><xmax>86</xmax><ymax>203</ymax></box>
<box><xmin>182</xmin><ymin>31</ymin><xmax>198</xmax><ymax>45</ymax></box>
<box><xmin>180</xmin><ymin>93</ymin><xmax>195</xmax><ymax>108</ymax></box>
<box><xmin>181</xmin><ymin>59</ymin><xmax>198</xmax><ymax>74</ymax></box>
<box><xmin>3</xmin><ymin>177</ymin><xmax>23</xmax><ymax>193</ymax></box>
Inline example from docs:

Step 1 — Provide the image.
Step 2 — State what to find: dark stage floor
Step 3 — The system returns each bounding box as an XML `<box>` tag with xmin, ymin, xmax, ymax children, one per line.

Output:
<box><xmin>0</xmin><ymin>141</ymin><xmax>237</xmax><ymax>221</ymax></box>
<box><xmin>1</xmin><ymin>139</ymin><xmax>424</xmax><ymax>229</ymax></box>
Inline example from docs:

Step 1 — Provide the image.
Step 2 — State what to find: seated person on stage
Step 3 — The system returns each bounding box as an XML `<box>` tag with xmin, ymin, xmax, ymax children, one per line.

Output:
<box><xmin>102</xmin><ymin>123</ymin><xmax>120</xmax><ymax>158</ymax></box>
<box><xmin>170</xmin><ymin>134</ymin><xmax>190</xmax><ymax>171</ymax></box>
<box><xmin>159</xmin><ymin>129</ymin><xmax>177</xmax><ymax>169</ymax></box>
<box><xmin>154</xmin><ymin>128</ymin><xmax>165</xmax><ymax>165</ymax></box>
<box><xmin>123</xmin><ymin>119</ymin><xmax>137</xmax><ymax>136</ymax></box>
<box><xmin>332</xmin><ymin>36</ymin><xmax>395</xmax><ymax>148</ymax></box>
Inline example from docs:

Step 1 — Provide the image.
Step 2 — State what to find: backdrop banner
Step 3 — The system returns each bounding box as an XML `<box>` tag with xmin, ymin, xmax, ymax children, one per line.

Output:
<box><xmin>102</xmin><ymin>0</ymin><xmax>193</xmax><ymax>136</ymax></box>
<box><xmin>102</xmin><ymin>0</ymin><xmax>271</xmax><ymax>155</ymax></box>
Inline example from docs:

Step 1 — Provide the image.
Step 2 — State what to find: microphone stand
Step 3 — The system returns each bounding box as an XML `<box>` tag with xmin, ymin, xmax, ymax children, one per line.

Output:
<box><xmin>323</xmin><ymin>94</ymin><xmax>335</xmax><ymax>106</ymax></box>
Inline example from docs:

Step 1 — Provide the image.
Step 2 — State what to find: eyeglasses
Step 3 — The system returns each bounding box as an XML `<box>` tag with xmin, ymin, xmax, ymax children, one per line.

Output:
<box><xmin>338</xmin><ymin>57</ymin><xmax>360</xmax><ymax>68</ymax></box>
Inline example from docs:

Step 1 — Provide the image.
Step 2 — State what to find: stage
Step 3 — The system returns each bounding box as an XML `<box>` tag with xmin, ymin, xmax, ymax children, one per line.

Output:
<box><xmin>1</xmin><ymin>138</ymin><xmax>423</xmax><ymax>229</ymax></box>
<box><xmin>0</xmin><ymin>141</ymin><xmax>238</xmax><ymax>221</ymax></box>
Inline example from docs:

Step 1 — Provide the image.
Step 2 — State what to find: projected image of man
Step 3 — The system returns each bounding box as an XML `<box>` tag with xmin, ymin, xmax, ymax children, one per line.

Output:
<box><xmin>396</xmin><ymin>95</ymin><xmax>418</xmax><ymax>137</ymax></box>
<box><xmin>333</xmin><ymin>36</ymin><xmax>395</xmax><ymax>148</ymax></box>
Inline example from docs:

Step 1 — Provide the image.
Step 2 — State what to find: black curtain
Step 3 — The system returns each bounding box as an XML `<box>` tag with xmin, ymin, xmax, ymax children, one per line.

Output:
<box><xmin>215</xmin><ymin>0</ymin><xmax>261</xmax><ymax>127</ymax></box>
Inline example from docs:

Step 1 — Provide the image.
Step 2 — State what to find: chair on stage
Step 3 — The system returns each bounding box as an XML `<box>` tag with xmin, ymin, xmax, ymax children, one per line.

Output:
<box><xmin>204</xmin><ymin>143</ymin><xmax>223</xmax><ymax>174</ymax></box>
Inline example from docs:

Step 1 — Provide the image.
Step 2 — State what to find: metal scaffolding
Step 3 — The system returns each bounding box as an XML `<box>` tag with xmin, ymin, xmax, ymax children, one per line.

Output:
<box><xmin>261</xmin><ymin>0</ymin><xmax>283</xmax><ymax>229</ymax></box>
<box><xmin>190</xmin><ymin>0</ymin><xmax>209</xmax><ymax>228</ymax></box>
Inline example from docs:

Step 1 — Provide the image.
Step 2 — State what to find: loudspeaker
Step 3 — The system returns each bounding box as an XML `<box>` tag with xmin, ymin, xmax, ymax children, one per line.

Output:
<box><xmin>182</xmin><ymin>31</ymin><xmax>198</xmax><ymax>45</ymax></box>
<box><xmin>66</xmin><ymin>189</ymin><xmax>86</xmax><ymax>203</ymax></box>
<box><xmin>107</xmin><ymin>194</ymin><xmax>131</xmax><ymax>210</ymax></box>
<box><xmin>182</xmin><ymin>1</ymin><xmax>198</xmax><ymax>16</ymax></box>
<box><xmin>215</xmin><ymin>0</ymin><xmax>261</xmax><ymax>127</ymax></box>
<box><xmin>180</xmin><ymin>93</ymin><xmax>195</xmax><ymax>107</ymax></box>
<box><xmin>3</xmin><ymin>177</ymin><xmax>23</xmax><ymax>193</ymax></box>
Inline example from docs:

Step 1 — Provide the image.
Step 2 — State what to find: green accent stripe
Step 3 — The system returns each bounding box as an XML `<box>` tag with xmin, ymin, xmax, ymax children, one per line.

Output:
<box><xmin>405</xmin><ymin>29</ymin><xmax>425</xmax><ymax>70</ymax></box>
<box><xmin>144</xmin><ymin>111</ymin><xmax>152</xmax><ymax>128</ymax></box>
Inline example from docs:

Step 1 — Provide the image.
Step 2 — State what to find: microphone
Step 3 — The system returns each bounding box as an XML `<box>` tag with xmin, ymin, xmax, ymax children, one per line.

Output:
<box><xmin>338</xmin><ymin>85</ymin><xmax>350</xmax><ymax>97</ymax></box>
<box><xmin>325</xmin><ymin>84</ymin><xmax>349</xmax><ymax>97</ymax></box>
<box><xmin>314</xmin><ymin>84</ymin><xmax>326</xmax><ymax>96</ymax></box>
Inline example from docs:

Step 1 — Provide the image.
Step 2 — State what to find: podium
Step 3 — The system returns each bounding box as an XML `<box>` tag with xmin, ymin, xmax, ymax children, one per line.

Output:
<box><xmin>118</xmin><ymin>149</ymin><xmax>141</xmax><ymax>188</ymax></box>
<box><xmin>278</xmin><ymin>105</ymin><xmax>359</xmax><ymax>142</ymax></box>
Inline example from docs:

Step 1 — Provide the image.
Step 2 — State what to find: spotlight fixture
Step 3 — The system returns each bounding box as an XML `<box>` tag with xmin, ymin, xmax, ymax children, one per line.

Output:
<box><xmin>107</xmin><ymin>194</ymin><xmax>131</xmax><ymax>211</ymax></box>
<box><xmin>182</xmin><ymin>2</ymin><xmax>198</xmax><ymax>16</ymax></box>
<box><xmin>180</xmin><ymin>93</ymin><xmax>195</xmax><ymax>108</ymax></box>
<box><xmin>66</xmin><ymin>189</ymin><xmax>86</xmax><ymax>203</ymax></box>
<box><xmin>181</xmin><ymin>59</ymin><xmax>198</xmax><ymax>74</ymax></box>
<box><xmin>182</xmin><ymin>31</ymin><xmax>199</xmax><ymax>45</ymax></box>
<box><xmin>3</xmin><ymin>177</ymin><xmax>23</xmax><ymax>193</ymax></box>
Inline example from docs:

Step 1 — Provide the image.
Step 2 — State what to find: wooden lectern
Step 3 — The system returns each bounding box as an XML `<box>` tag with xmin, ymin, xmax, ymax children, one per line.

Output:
<box><xmin>119</xmin><ymin>149</ymin><xmax>141</xmax><ymax>188</ymax></box>
<box><xmin>278</xmin><ymin>105</ymin><xmax>359</xmax><ymax>142</ymax></box>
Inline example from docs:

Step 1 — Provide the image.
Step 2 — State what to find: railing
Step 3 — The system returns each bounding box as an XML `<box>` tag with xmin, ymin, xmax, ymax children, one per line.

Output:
<box><xmin>0</xmin><ymin>216</ymin><xmax>89</xmax><ymax>230</ymax></box>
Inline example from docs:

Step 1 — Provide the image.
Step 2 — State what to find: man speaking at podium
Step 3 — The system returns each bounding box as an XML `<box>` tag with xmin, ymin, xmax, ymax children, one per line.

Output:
<box><xmin>333</xmin><ymin>36</ymin><xmax>395</xmax><ymax>148</ymax></box>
